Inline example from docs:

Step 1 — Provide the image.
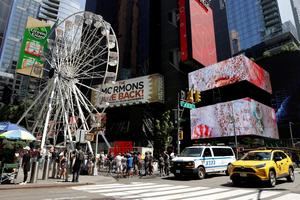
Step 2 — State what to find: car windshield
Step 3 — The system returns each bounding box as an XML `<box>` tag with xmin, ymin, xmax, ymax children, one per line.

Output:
<box><xmin>241</xmin><ymin>152</ymin><xmax>271</xmax><ymax>161</ymax></box>
<box><xmin>180</xmin><ymin>148</ymin><xmax>203</xmax><ymax>157</ymax></box>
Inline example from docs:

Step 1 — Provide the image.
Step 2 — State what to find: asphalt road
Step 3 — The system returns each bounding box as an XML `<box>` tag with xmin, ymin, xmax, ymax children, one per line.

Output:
<box><xmin>1</xmin><ymin>171</ymin><xmax>299</xmax><ymax>200</ymax></box>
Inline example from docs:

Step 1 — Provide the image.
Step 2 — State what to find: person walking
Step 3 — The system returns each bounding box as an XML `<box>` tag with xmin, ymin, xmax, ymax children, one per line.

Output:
<box><xmin>144</xmin><ymin>152</ymin><xmax>149</xmax><ymax>176</ymax></box>
<box><xmin>164</xmin><ymin>151</ymin><xmax>170</xmax><ymax>176</ymax></box>
<box><xmin>21</xmin><ymin>146</ymin><xmax>31</xmax><ymax>184</ymax></box>
<box><xmin>72</xmin><ymin>147</ymin><xmax>84</xmax><ymax>182</ymax></box>
<box><xmin>158</xmin><ymin>153</ymin><xmax>165</xmax><ymax>176</ymax></box>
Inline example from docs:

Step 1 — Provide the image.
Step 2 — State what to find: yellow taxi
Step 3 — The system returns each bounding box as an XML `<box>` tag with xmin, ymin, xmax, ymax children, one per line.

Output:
<box><xmin>228</xmin><ymin>150</ymin><xmax>295</xmax><ymax>187</ymax></box>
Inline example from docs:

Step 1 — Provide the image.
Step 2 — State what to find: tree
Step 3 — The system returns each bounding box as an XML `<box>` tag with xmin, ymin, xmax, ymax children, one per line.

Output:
<box><xmin>153</xmin><ymin>110</ymin><xmax>174</xmax><ymax>157</ymax></box>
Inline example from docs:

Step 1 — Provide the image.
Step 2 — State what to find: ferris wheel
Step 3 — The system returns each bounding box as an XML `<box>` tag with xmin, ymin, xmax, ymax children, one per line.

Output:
<box><xmin>17</xmin><ymin>11</ymin><xmax>119</xmax><ymax>153</ymax></box>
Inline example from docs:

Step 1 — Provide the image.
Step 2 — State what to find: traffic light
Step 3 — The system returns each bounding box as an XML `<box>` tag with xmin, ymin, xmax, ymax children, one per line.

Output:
<box><xmin>179</xmin><ymin>130</ymin><xmax>184</xmax><ymax>140</ymax></box>
<box><xmin>194</xmin><ymin>90</ymin><xmax>201</xmax><ymax>103</ymax></box>
<box><xmin>186</xmin><ymin>89</ymin><xmax>194</xmax><ymax>103</ymax></box>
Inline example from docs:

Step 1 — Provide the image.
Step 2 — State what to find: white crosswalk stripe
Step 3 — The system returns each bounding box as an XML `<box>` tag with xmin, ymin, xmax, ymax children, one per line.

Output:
<box><xmin>72</xmin><ymin>182</ymin><xmax>300</xmax><ymax>200</ymax></box>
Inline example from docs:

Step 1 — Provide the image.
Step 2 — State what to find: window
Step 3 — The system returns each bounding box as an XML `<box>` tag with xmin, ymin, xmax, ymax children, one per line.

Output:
<box><xmin>203</xmin><ymin>148</ymin><xmax>212</xmax><ymax>157</ymax></box>
<box><xmin>278</xmin><ymin>152</ymin><xmax>287</xmax><ymax>159</ymax></box>
<box><xmin>167</xmin><ymin>9</ymin><xmax>178</xmax><ymax>27</ymax></box>
<box><xmin>212</xmin><ymin>148</ymin><xmax>234</xmax><ymax>157</ymax></box>
<box><xmin>168</xmin><ymin>49</ymin><xmax>180</xmax><ymax>68</ymax></box>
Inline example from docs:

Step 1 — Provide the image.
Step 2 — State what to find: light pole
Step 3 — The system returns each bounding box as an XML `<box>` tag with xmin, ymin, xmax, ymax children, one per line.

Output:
<box><xmin>289</xmin><ymin>122</ymin><xmax>295</xmax><ymax>148</ymax></box>
<box><xmin>177</xmin><ymin>92</ymin><xmax>181</xmax><ymax>155</ymax></box>
<box><xmin>231</xmin><ymin>103</ymin><xmax>238</xmax><ymax>159</ymax></box>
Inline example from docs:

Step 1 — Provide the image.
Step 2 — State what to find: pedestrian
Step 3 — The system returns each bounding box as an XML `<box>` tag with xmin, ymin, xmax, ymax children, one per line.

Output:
<box><xmin>126</xmin><ymin>153</ymin><xmax>133</xmax><ymax>177</ymax></box>
<box><xmin>21</xmin><ymin>146</ymin><xmax>31</xmax><ymax>184</ymax></box>
<box><xmin>149</xmin><ymin>152</ymin><xmax>153</xmax><ymax>175</ymax></box>
<box><xmin>59</xmin><ymin>150</ymin><xmax>67</xmax><ymax>180</ymax></box>
<box><xmin>158</xmin><ymin>153</ymin><xmax>165</xmax><ymax>176</ymax></box>
<box><xmin>164</xmin><ymin>151</ymin><xmax>170</xmax><ymax>176</ymax></box>
<box><xmin>72</xmin><ymin>146</ymin><xmax>84</xmax><ymax>182</ymax></box>
<box><xmin>144</xmin><ymin>152</ymin><xmax>149</xmax><ymax>176</ymax></box>
<box><xmin>115</xmin><ymin>153</ymin><xmax>122</xmax><ymax>178</ymax></box>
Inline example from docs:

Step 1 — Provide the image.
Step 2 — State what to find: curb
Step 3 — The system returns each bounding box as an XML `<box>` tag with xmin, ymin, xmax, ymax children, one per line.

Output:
<box><xmin>0</xmin><ymin>182</ymin><xmax>95</xmax><ymax>190</ymax></box>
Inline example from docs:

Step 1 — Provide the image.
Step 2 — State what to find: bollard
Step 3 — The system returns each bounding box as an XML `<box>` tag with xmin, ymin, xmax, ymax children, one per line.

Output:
<box><xmin>30</xmin><ymin>161</ymin><xmax>39</xmax><ymax>183</ymax></box>
<box><xmin>51</xmin><ymin>160</ymin><xmax>57</xmax><ymax>178</ymax></box>
<box><xmin>42</xmin><ymin>156</ymin><xmax>50</xmax><ymax>180</ymax></box>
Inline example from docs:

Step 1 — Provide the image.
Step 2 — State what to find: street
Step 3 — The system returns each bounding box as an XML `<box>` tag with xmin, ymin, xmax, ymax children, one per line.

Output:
<box><xmin>1</xmin><ymin>171</ymin><xmax>300</xmax><ymax>200</ymax></box>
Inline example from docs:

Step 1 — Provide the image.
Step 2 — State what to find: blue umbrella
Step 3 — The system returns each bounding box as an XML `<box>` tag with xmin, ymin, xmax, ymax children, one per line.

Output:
<box><xmin>0</xmin><ymin>129</ymin><xmax>36</xmax><ymax>141</ymax></box>
<box><xmin>0</xmin><ymin>122</ymin><xmax>27</xmax><ymax>133</ymax></box>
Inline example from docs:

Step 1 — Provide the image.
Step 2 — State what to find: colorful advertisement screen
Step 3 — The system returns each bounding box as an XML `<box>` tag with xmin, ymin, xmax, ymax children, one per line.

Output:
<box><xmin>17</xmin><ymin>17</ymin><xmax>51</xmax><ymax>78</ymax></box>
<box><xmin>189</xmin><ymin>0</ymin><xmax>217</xmax><ymax>66</ymax></box>
<box><xmin>91</xmin><ymin>74</ymin><xmax>164</xmax><ymax>108</ymax></box>
<box><xmin>189</xmin><ymin>55</ymin><xmax>272</xmax><ymax>94</ymax></box>
<box><xmin>191</xmin><ymin>98</ymin><xmax>279</xmax><ymax>139</ymax></box>
<box><xmin>178</xmin><ymin>0</ymin><xmax>217</xmax><ymax>66</ymax></box>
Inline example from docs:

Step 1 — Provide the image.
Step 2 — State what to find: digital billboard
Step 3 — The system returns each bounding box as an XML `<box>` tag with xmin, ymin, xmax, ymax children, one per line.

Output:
<box><xmin>189</xmin><ymin>55</ymin><xmax>272</xmax><ymax>94</ymax></box>
<box><xmin>178</xmin><ymin>0</ymin><xmax>217</xmax><ymax>66</ymax></box>
<box><xmin>17</xmin><ymin>17</ymin><xmax>51</xmax><ymax>78</ymax></box>
<box><xmin>91</xmin><ymin>74</ymin><xmax>164</xmax><ymax>108</ymax></box>
<box><xmin>191</xmin><ymin>98</ymin><xmax>279</xmax><ymax>139</ymax></box>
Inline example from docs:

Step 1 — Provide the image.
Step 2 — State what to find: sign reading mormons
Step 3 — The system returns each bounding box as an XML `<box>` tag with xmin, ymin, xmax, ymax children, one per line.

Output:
<box><xmin>17</xmin><ymin>17</ymin><xmax>51</xmax><ymax>78</ymax></box>
<box><xmin>91</xmin><ymin>74</ymin><xmax>164</xmax><ymax>108</ymax></box>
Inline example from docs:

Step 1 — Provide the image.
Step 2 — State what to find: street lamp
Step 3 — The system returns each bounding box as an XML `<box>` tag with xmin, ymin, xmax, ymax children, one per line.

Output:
<box><xmin>230</xmin><ymin>103</ymin><xmax>238</xmax><ymax>159</ymax></box>
<box><xmin>289</xmin><ymin>122</ymin><xmax>295</xmax><ymax>148</ymax></box>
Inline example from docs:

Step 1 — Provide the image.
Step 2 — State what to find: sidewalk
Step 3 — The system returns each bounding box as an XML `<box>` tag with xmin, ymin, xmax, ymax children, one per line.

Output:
<box><xmin>0</xmin><ymin>169</ymin><xmax>116</xmax><ymax>190</ymax></box>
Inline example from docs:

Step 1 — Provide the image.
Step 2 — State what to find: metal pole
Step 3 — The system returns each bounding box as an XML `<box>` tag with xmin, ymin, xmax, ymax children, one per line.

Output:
<box><xmin>93</xmin><ymin>132</ymin><xmax>99</xmax><ymax>176</ymax></box>
<box><xmin>177</xmin><ymin>92</ymin><xmax>180</xmax><ymax>155</ymax></box>
<box><xmin>231</xmin><ymin>104</ymin><xmax>238</xmax><ymax>159</ymax></box>
<box><xmin>289</xmin><ymin>122</ymin><xmax>295</xmax><ymax>147</ymax></box>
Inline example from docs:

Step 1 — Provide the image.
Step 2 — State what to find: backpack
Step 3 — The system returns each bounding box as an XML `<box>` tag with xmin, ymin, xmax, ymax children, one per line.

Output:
<box><xmin>77</xmin><ymin>150</ymin><xmax>85</xmax><ymax>161</ymax></box>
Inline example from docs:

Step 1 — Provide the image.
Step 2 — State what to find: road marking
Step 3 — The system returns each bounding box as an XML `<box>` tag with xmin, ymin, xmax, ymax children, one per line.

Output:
<box><xmin>43</xmin><ymin>196</ymin><xmax>87</xmax><ymax>200</ymax></box>
<box><xmin>230</xmin><ymin>190</ymin><xmax>282</xmax><ymax>200</ymax></box>
<box><xmin>72</xmin><ymin>182</ymin><xmax>300</xmax><ymax>200</ymax></box>
<box><xmin>272</xmin><ymin>193</ymin><xmax>300</xmax><ymax>200</ymax></box>
<box><xmin>140</xmin><ymin>188</ymin><xmax>226</xmax><ymax>200</ymax></box>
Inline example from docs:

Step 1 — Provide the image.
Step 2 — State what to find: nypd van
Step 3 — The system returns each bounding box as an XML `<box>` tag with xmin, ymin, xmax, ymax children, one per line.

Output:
<box><xmin>170</xmin><ymin>146</ymin><xmax>236</xmax><ymax>179</ymax></box>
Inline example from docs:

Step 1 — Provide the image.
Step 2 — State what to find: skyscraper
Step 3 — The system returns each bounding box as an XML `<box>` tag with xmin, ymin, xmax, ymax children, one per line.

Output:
<box><xmin>291</xmin><ymin>0</ymin><xmax>300</xmax><ymax>40</ymax></box>
<box><xmin>0</xmin><ymin>0</ymin><xmax>86</xmax><ymax>104</ymax></box>
<box><xmin>210</xmin><ymin>0</ymin><xmax>231</xmax><ymax>61</ymax></box>
<box><xmin>226</xmin><ymin>0</ymin><xmax>282</xmax><ymax>54</ymax></box>
<box><xmin>0</xmin><ymin>0</ymin><xmax>41</xmax><ymax>103</ymax></box>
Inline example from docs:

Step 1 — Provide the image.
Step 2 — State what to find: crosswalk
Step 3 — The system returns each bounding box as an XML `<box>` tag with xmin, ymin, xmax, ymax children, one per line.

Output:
<box><xmin>72</xmin><ymin>182</ymin><xmax>300</xmax><ymax>200</ymax></box>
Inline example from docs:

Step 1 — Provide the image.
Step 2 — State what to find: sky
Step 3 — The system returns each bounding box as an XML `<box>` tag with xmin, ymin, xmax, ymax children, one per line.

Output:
<box><xmin>277</xmin><ymin>0</ymin><xmax>296</xmax><ymax>26</ymax></box>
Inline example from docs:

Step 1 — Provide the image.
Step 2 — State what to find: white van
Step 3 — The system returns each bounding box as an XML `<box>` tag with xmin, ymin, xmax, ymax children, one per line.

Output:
<box><xmin>170</xmin><ymin>146</ymin><xmax>236</xmax><ymax>179</ymax></box>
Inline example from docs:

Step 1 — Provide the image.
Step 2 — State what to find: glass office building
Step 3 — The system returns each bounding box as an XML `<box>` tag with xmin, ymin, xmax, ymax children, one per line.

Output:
<box><xmin>291</xmin><ymin>0</ymin><xmax>300</xmax><ymax>40</ymax></box>
<box><xmin>226</xmin><ymin>0</ymin><xmax>282</xmax><ymax>54</ymax></box>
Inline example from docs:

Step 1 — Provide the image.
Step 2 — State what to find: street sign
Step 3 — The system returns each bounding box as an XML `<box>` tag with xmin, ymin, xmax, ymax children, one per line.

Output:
<box><xmin>180</xmin><ymin>101</ymin><xmax>195</xmax><ymax>109</ymax></box>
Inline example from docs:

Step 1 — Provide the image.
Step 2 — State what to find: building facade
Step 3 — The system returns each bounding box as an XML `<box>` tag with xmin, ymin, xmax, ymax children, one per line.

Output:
<box><xmin>291</xmin><ymin>0</ymin><xmax>300</xmax><ymax>40</ymax></box>
<box><xmin>0</xmin><ymin>0</ymin><xmax>86</xmax><ymax>104</ymax></box>
<box><xmin>210</xmin><ymin>0</ymin><xmax>231</xmax><ymax>61</ymax></box>
<box><xmin>226</xmin><ymin>0</ymin><xmax>282</xmax><ymax>54</ymax></box>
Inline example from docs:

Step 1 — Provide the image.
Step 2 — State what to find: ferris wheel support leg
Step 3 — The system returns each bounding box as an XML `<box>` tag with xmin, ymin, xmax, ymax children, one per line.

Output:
<box><xmin>17</xmin><ymin>85</ymin><xmax>48</xmax><ymax>125</ymax></box>
<box><xmin>72</xmin><ymin>85</ymin><xmax>93</xmax><ymax>154</ymax></box>
<box><xmin>57</xmin><ymin>82</ymin><xmax>74</xmax><ymax>150</ymax></box>
<box><xmin>41</xmin><ymin>77</ymin><xmax>57</xmax><ymax>151</ymax></box>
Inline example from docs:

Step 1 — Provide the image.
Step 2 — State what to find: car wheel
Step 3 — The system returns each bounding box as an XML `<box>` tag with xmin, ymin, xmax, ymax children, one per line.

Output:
<box><xmin>287</xmin><ymin>167</ymin><xmax>295</xmax><ymax>182</ymax></box>
<box><xmin>268</xmin><ymin>170</ymin><xmax>276</xmax><ymax>187</ymax></box>
<box><xmin>197</xmin><ymin>166</ymin><xmax>205</xmax><ymax>179</ymax></box>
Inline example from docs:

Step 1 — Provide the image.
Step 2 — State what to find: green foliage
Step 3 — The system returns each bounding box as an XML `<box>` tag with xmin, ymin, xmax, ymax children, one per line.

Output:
<box><xmin>153</xmin><ymin>110</ymin><xmax>174</xmax><ymax>157</ymax></box>
<box><xmin>0</xmin><ymin>100</ymin><xmax>32</xmax><ymax>125</ymax></box>
<box><xmin>0</xmin><ymin>139</ymin><xmax>27</xmax><ymax>163</ymax></box>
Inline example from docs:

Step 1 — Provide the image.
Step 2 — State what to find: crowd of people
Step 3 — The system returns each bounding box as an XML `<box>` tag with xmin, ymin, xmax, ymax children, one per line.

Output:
<box><xmin>98</xmin><ymin>151</ymin><xmax>175</xmax><ymax>178</ymax></box>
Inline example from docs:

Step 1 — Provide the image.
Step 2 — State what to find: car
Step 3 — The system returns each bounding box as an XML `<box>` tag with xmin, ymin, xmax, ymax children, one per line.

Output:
<box><xmin>170</xmin><ymin>146</ymin><xmax>236</xmax><ymax>179</ymax></box>
<box><xmin>228</xmin><ymin>150</ymin><xmax>295</xmax><ymax>187</ymax></box>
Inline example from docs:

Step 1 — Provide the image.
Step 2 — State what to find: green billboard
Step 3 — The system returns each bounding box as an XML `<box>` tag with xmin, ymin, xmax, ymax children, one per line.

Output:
<box><xmin>17</xmin><ymin>17</ymin><xmax>51</xmax><ymax>78</ymax></box>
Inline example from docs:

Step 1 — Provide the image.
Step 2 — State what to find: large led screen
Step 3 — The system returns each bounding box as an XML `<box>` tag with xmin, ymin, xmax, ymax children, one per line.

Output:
<box><xmin>178</xmin><ymin>0</ymin><xmax>217</xmax><ymax>66</ymax></box>
<box><xmin>189</xmin><ymin>55</ymin><xmax>272</xmax><ymax>94</ymax></box>
<box><xmin>191</xmin><ymin>98</ymin><xmax>279</xmax><ymax>139</ymax></box>
<box><xmin>189</xmin><ymin>0</ymin><xmax>216</xmax><ymax>66</ymax></box>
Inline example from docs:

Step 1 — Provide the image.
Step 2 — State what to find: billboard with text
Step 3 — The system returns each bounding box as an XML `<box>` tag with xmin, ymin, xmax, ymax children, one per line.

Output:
<box><xmin>17</xmin><ymin>17</ymin><xmax>50</xmax><ymax>78</ymax></box>
<box><xmin>91</xmin><ymin>74</ymin><xmax>164</xmax><ymax>108</ymax></box>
